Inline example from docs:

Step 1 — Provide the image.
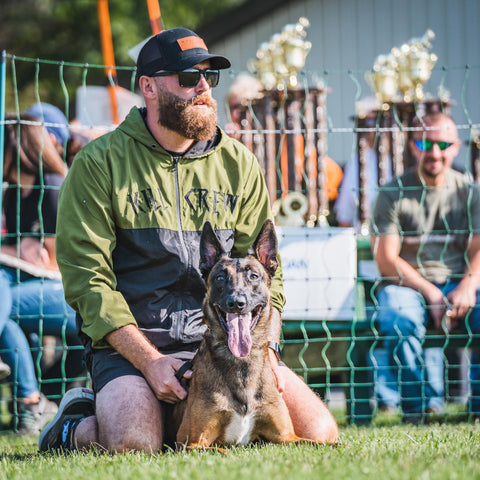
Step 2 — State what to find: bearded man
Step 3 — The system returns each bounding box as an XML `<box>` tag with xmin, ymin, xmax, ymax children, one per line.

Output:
<box><xmin>39</xmin><ymin>28</ymin><xmax>338</xmax><ymax>453</ymax></box>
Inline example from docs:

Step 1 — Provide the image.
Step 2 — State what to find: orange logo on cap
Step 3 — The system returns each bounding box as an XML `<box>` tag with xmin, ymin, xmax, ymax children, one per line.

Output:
<box><xmin>177</xmin><ymin>36</ymin><xmax>208</xmax><ymax>51</ymax></box>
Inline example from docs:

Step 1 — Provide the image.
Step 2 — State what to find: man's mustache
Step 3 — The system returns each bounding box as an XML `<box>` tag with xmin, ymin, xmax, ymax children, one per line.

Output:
<box><xmin>188</xmin><ymin>93</ymin><xmax>216</xmax><ymax>108</ymax></box>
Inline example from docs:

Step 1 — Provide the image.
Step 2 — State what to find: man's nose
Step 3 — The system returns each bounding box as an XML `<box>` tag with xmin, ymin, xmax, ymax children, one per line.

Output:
<box><xmin>195</xmin><ymin>74</ymin><xmax>210</xmax><ymax>94</ymax></box>
<box><xmin>431</xmin><ymin>142</ymin><xmax>443</xmax><ymax>156</ymax></box>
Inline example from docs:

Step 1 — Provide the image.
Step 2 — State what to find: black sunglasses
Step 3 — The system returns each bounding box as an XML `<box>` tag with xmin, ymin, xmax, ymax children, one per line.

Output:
<box><xmin>150</xmin><ymin>68</ymin><xmax>220</xmax><ymax>88</ymax></box>
<box><xmin>414</xmin><ymin>139</ymin><xmax>454</xmax><ymax>152</ymax></box>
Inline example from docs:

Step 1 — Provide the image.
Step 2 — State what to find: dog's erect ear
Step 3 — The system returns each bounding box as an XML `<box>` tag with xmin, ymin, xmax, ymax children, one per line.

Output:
<box><xmin>200</xmin><ymin>221</ymin><xmax>225</xmax><ymax>279</ymax></box>
<box><xmin>250</xmin><ymin>219</ymin><xmax>278</xmax><ymax>277</ymax></box>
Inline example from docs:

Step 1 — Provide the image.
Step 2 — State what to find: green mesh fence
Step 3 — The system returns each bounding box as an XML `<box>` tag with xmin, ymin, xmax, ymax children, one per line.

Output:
<box><xmin>1</xmin><ymin>52</ymin><xmax>480</xmax><ymax>432</ymax></box>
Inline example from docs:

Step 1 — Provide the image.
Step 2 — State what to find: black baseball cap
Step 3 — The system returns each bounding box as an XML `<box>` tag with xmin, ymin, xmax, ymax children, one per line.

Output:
<box><xmin>136</xmin><ymin>28</ymin><xmax>231</xmax><ymax>78</ymax></box>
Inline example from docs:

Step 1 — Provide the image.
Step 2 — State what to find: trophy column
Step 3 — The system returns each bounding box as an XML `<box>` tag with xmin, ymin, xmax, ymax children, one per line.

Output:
<box><xmin>236</xmin><ymin>87</ymin><xmax>330</xmax><ymax>227</ymax></box>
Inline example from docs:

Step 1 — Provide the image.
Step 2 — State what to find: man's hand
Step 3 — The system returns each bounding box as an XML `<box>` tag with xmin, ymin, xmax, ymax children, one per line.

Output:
<box><xmin>106</xmin><ymin>325</ymin><xmax>193</xmax><ymax>404</ymax></box>
<box><xmin>422</xmin><ymin>283</ymin><xmax>450</xmax><ymax>331</ymax></box>
<box><xmin>445</xmin><ymin>283</ymin><xmax>477</xmax><ymax>330</ymax></box>
<box><xmin>142</xmin><ymin>356</ymin><xmax>192</xmax><ymax>404</ymax></box>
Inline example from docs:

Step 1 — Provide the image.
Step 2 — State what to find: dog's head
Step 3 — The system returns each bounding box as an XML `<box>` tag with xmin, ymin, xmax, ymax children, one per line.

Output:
<box><xmin>200</xmin><ymin>220</ymin><xmax>278</xmax><ymax>358</ymax></box>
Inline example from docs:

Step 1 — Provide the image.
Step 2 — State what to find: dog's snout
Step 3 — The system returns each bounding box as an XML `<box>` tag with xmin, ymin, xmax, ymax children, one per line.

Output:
<box><xmin>226</xmin><ymin>295</ymin><xmax>247</xmax><ymax>311</ymax></box>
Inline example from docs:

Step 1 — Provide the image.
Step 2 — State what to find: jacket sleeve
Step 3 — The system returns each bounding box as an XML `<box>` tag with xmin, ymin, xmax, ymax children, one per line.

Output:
<box><xmin>56</xmin><ymin>147</ymin><xmax>137</xmax><ymax>348</ymax></box>
<box><xmin>231</xmin><ymin>150</ymin><xmax>286</xmax><ymax>313</ymax></box>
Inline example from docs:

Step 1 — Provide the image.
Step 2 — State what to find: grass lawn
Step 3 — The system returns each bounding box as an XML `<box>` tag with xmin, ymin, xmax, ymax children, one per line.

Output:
<box><xmin>1</xmin><ymin>421</ymin><xmax>479</xmax><ymax>480</ymax></box>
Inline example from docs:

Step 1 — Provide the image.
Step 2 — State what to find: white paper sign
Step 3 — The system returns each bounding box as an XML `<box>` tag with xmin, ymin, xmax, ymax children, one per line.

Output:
<box><xmin>276</xmin><ymin>227</ymin><xmax>357</xmax><ymax>320</ymax></box>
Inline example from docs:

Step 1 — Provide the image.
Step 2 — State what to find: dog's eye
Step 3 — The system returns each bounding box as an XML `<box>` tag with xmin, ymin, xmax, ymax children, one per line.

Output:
<box><xmin>249</xmin><ymin>273</ymin><xmax>259</xmax><ymax>281</ymax></box>
<box><xmin>215</xmin><ymin>274</ymin><xmax>225</xmax><ymax>282</ymax></box>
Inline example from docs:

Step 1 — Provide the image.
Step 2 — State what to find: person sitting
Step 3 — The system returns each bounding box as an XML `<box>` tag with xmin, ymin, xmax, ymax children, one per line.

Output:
<box><xmin>0</xmin><ymin>268</ymin><xmax>59</xmax><ymax>433</ymax></box>
<box><xmin>371</xmin><ymin>112</ymin><xmax>480</xmax><ymax>423</ymax></box>
<box><xmin>1</xmin><ymin>113</ymin><xmax>85</xmax><ymax>407</ymax></box>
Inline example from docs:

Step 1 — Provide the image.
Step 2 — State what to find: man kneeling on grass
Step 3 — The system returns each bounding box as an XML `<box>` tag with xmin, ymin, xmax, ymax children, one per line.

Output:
<box><xmin>38</xmin><ymin>27</ymin><xmax>339</xmax><ymax>453</ymax></box>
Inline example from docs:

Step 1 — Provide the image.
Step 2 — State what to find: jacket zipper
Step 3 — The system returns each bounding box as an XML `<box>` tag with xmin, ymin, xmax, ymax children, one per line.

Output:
<box><xmin>173</xmin><ymin>156</ymin><xmax>189</xmax><ymax>341</ymax></box>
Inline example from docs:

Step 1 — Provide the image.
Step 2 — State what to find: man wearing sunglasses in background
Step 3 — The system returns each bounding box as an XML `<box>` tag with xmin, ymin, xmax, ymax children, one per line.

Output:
<box><xmin>39</xmin><ymin>27</ymin><xmax>338</xmax><ymax>453</ymax></box>
<box><xmin>371</xmin><ymin>111</ymin><xmax>480</xmax><ymax>424</ymax></box>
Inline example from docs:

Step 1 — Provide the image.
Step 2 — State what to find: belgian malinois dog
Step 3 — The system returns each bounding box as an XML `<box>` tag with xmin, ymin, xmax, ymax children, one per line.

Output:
<box><xmin>170</xmin><ymin>219</ymin><xmax>319</xmax><ymax>451</ymax></box>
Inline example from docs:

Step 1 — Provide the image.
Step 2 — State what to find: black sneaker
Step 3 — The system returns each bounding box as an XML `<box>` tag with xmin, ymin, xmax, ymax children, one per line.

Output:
<box><xmin>38</xmin><ymin>387</ymin><xmax>94</xmax><ymax>452</ymax></box>
<box><xmin>16</xmin><ymin>393</ymin><xmax>58</xmax><ymax>435</ymax></box>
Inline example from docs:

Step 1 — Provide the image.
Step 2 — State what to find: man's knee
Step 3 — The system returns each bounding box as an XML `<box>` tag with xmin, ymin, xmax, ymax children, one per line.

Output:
<box><xmin>96</xmin><ymin>375</ymin><xmax>164</xmax><ymax>453</ymax></box>
<box><xmin>378</xmin><ymin>286</ymin><xmax>426</xmax><ymax>335</ymax></box>
<box><xmin>282</xmin><ymin>367</ymin><xmax>339</xmax><ymax>444</ymax></box>
<box><xmin>102</xmin><ymin>428</ymin><xmax>163</xmax><ymax>453</ymax></box>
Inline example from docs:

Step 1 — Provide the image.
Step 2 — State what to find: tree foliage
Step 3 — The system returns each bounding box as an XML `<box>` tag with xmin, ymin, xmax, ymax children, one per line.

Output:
<box><xmin>0</xmin><ymin>0</ymin><xmax>244</xmax><ymax>112</ymax></box>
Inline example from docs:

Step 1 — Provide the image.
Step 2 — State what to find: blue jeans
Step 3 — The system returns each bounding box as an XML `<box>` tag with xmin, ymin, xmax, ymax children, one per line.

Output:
<box><xmin>0</xmin><ymin>267</ymin><xmax>83</xmax><ymax>397</ymax></box>
<box><xmin>0</xmin><ymin>269</ymin><xmax>38</xmax><ymax>397</ymax></box>
<box><xmin>369</xmin><ymin>347</ymin><xmax>444</xmax><ymax>411</ymax></box>
<box><xmin>378</xmin><ymin>283</ymin><xmax>480</xmax><ymax>414</ymax></box>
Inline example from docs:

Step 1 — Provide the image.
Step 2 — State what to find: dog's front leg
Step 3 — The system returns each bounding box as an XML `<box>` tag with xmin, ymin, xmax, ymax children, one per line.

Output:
<box><xmin>176</xmin><ymin>409</ymin><xmax>229</xmax><ymax>453</ymax></box>
<box><xmin>254</xmin><ymin>401</ymin><xmax>313</xmax><ymax>444</ymax></box>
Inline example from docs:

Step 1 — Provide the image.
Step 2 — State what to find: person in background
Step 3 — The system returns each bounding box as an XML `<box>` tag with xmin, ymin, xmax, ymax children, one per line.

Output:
<box><xmin>372</xmin><ymin>112</ymin><xmax>480</xmax><ymax>423</ymax></box>
<box><xmin>24</xmin><ymin>102</ymin><xmax>90</xmax><ymax>167</ymax></box>
<box><xmin>1</xmin><ymin>113</ymin><xmax>84</xmax><ymax>430</ymax></box>
<box><xmin>0</xmin><ymin>114</ymin><xmax>65</xmax><ymax>433</ymax></box>
<box><xmin>39</xmin><ymin>27</ymin><xmax>339</xmax><ymax>453</ymax></box>
<box><xmin>24</xmin><ymin>103</ymin><xmax>70</xmax><ymax>159</ymax></box>
<box><xmin>224</xmin><ymin>72</ymin><xmax>263</xmax><ymax>140</ymax></box>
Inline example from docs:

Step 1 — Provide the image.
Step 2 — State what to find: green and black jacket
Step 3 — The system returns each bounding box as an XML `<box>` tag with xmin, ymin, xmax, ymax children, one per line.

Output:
<box><xmin>56</xmin><ymin>107</ymin><xmax>284</xmax><ymax>351</ymax></box>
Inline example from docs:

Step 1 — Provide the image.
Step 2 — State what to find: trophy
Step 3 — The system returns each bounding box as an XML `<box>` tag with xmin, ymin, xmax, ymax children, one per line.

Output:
<box><xmin>282</xmin><ymin>18</ymin><xmax>312</xmax><ymax>89</ymax></box>
<box><xmin>408</xmin><ymin>46</ymin><xmax>438</xmax><ymax>102</ymax></box>
<box><xmin>367</xmin><ymin>29</ymin><xmax>438</xmax><ymax>104</ymax></box>
<box><xmin>366</xmin><ymin>53</ymin><xmax>399</xmax><ymax>105</ymax></box>
<box><xmin>248</xmin><ymin>42</ymin><xmax>278</xmax><ymax>91</ymax></box>
<box><xmin>248</xmin><ymin>17</ymin><xmax>312</xmax><ymax>91</ymax></box>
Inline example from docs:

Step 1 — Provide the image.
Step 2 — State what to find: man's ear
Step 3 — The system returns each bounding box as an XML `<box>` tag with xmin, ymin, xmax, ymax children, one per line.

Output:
<box><xmin>139</xmin><ymin>76</ymin><xmax>156</xmax><ymax>99</ymax></box>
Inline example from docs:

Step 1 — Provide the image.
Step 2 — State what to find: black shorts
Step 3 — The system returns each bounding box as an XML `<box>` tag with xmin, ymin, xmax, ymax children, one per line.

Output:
<box><xmin>89</xmin><ymin>347</ymin><xmax>197</xmax><ymax>393</ymax></box>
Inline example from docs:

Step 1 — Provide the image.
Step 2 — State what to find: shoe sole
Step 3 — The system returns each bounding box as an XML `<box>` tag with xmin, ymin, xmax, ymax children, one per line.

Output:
<box><xmin>38</xmin><ymin>387</ymin><xmax>94</xmax><ymax>452</ymax></box>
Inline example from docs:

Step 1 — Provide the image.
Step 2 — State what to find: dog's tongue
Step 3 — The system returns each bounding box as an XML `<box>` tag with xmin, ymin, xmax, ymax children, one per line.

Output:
<box><xmin>227</xmin><ymin>313</ymin><xmax>252</xmax><ymax>358</ymax></box>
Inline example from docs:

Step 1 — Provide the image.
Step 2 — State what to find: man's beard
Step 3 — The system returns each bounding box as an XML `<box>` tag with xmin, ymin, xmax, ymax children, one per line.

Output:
<box><xmin>418</xmin><ymin>156</ymin><xmax>445</xmax><ymax>179</ymax></box>
<box><xmin>157</xmin><ymin>87</ymin><xmax>218</xmax><ymax>142</ymax></box>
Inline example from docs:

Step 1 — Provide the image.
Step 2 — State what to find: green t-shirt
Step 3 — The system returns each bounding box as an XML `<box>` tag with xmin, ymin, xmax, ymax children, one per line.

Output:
<box><xmin>372</xmin><ymin>168</ymin><xmax>480</xmax><ymax>284</ymax></box>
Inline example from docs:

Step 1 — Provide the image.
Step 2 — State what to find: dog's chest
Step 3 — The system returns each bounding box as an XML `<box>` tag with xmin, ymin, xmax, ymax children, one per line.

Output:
<box><xmin>223</xmin><ymin>411</ymin><xmax>256</xmax><ymax>445</ymax></box>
